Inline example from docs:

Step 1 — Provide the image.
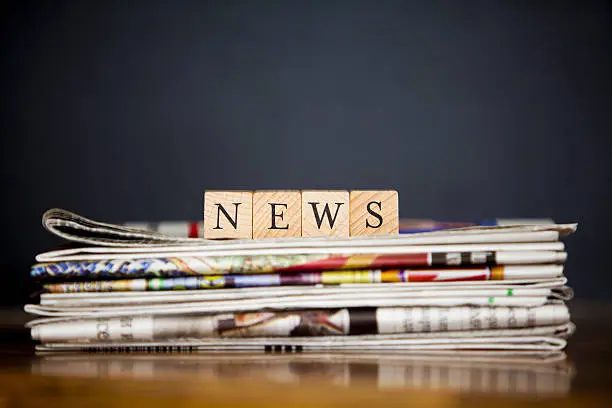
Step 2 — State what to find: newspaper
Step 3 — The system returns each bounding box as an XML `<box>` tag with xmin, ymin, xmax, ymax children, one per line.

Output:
<box><xmin>26</xmin><ymin>209</ymin><xmax>577</xmax><ymax>354</ymax></box>
<box><xmin>34</xmin><ymin>324</ymin><xmax>572</xmax><ymax>352</ymax></box>
<box><xmin>30</xmin><ymin>260</ymin><xmax>563</xmax><ymax>282</ymax></box>
<box><xmin>25</xmin><ymin>289</ymin><xmax>562</xmax><ymax>318</ymax></box>
<box><xmin>35</xmin><ymin>248</ymin><xmax>568</xmax><ymax>265</ymax></box>
<box><xmin>39</xmin><ymin>265</ymin><xmax>564</xmax><ymax>292</ymax></box>
<box><xmin>34</xmin><ymin>280</ymin><xmax>571</xmax><ymax>306</ymax></box>
<box><xmin>32</xmin><ymin>256</ymin><xmax>566</xmax><ymax>281</ymax></box>
<box><xmin>41</xmin><ymin>208</ymin><xmax>577</xmax><ymax>248</ymax></box>
<box><xmin>29</xmin><ymin>303</ymin><xmax>570</xmax><ymax>343</ymax></box>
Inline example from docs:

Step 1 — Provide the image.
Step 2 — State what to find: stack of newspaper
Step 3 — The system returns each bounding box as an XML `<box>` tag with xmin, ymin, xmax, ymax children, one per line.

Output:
<box><xmin>26</xmin><ymin>209</ymin><xmax>576</xmax><ymax>354</ymax></box>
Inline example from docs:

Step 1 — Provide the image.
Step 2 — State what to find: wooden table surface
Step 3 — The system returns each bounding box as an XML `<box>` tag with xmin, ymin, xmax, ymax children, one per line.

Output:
<box><xmin>1</xmin><ymin>303</ymin><xmax>611</xmax><ymax>407</ymax></box>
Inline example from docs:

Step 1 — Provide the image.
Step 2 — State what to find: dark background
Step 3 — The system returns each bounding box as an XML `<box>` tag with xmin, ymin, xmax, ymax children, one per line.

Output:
<box><xmin>1</xmin><ymin>1</ymin><xmax>611</xmax><ymax>307</ymax></box>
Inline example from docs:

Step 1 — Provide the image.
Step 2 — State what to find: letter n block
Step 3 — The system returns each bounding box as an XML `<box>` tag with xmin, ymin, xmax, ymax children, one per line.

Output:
<box><xmin>301</xmin><ymin>191</ymin><xmax>350</xmax><ymax>237</ymax></box>
<box><xmin>350</xmin><ymin>190</ymin><xmax>399</xmax><ymax>236</ymax></box>
<box><xmin>203</xmin><ymin>191</ymin><xmax>253</xmax><ymax>239</ymax></box>
<box><xmin>253</xmin><ymin>190</ymin><xmax>302</xmax><ymax>239</ymax></box>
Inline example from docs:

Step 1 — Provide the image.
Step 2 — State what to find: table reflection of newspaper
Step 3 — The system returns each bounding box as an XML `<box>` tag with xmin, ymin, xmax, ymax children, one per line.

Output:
<box><xmin>32</xmin><ymin>352</ymin><xmax>574</xmax><ymax>395</ymax></box>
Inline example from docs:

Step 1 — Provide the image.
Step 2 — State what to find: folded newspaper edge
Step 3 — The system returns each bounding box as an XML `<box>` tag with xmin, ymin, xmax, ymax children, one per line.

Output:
<box><xmin>33</xmin><ymin>349</ymin><xmax>571</xmax><ymax>366</ymax></box>
<box><xmin>37</xmin><ymin>266</ymin><xmax>567</xmax><ymax>292</ymax></box>
<box><xmin>36</xmin><ymin>246</ymin><xmax>569</xmax><ymax>263</ymax></box>
<box><xmin>36</xmin><ymin>278</ymin><xmax>571</xmax><ymax>305</ymax></box>
<box><xmin>37</xmin><ymin>278</ymin><xmax>569</xmax><ymax>298</ymax></box>
<box><xmin>25</xmin><ymin>299</ymin><xmax>571</xmax><ymax>325</ymax></box>
<box><xmin>25</xmin><ymin>296</ymin><xmax>557</xmax><ymax>317</ymax></box>
<box><xmin>27</xmin><ymin>304</ymin><xmax>572</xmax><ymax>343</ymax></box>
<box><xmin>32</xmin><ymin>321</ymin><xmax>575</xmax><ymax>342</ymax></box>
<box><xmin>41</xmin><ymin>208</ymin><xmax>578</xmax><ymax>248</ymax></box>
<box><xmin>31</xmin><ymin>257</ymin><xmax>569</xmax><ymax>280</ymax></box>
<box><xmin>34</xmin><ymin>335</ymin><xmax>570</xmax><ymax>353</ymax></box>
<box><xmin>24</xmin><ymin>289</ymin><xmax>563</xmax><ymax>317</ymax></box>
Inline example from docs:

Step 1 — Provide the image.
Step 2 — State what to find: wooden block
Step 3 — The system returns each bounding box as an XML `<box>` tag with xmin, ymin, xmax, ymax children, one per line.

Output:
<box><xmin>253</xmin><ymin>190</ymin><xmax>302</xmax><ymax>239</ymax></box>
<box><xmin>349</xmin><ymin>190</ymin><xmax>399</xmax><ymax>236</ymax></box>
<box><xmin>301</xmin><ymin>190</ymin><xmax>350</xmax><ymax>237</ymax></box>
<box><xmin>203</xmin><ymin>191</ymin><xmax>253</xmax><ymax>239</ymax></box>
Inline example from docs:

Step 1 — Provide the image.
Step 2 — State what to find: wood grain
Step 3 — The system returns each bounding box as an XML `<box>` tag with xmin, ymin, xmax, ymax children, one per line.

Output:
<box><xmin>350</xmin><ymin>190</ymin><xmax>399</xmax><ymax>236</ymax></box>
<box><xmin>253</xmin><ymin>191</ymin><xmax>301</xmax><ymax>238</ymax></box>
<box><xmin>203</xmin><ymin>191</ymin><xmax>253</xmax><ymax>239</ymax></box>
<box><xmin>301</xmin><ymin>191</ymin><xmax>350</xmax><ymax>237</ymax></box>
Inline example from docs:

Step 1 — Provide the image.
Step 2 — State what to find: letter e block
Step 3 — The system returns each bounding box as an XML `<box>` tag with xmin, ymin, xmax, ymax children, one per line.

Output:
<box><xmin>350</xmin><ymin>190</ymin><xmax>399</xmax><ymax>236</ymax></box>
<box><xmin>301</xmin><ymin>191</ymin><xmax>349</xmax><ymax>237</ymax></box>
<box><xmin>253</xmin><ymin>190</ymin><xmax>302</xmax><ymax>239</ymax></box>
<box><xmin>203</xmin><ymin>191</ymin><xmax>253</xmax><ymax>239</ymax></box>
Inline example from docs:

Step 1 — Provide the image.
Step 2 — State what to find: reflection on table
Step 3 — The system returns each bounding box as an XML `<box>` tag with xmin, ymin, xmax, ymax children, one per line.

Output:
<box><xmin>32</xmin><ymin>351</ymin><xmax>574</xmax><ymax>396</ymax></box>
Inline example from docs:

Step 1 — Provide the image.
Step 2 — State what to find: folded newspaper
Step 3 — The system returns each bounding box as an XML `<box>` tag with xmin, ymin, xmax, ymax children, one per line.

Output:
<box><xmin>26</xmin><ymin>209</ymin><xmax>577</xmax><ymax>353</ymax></box>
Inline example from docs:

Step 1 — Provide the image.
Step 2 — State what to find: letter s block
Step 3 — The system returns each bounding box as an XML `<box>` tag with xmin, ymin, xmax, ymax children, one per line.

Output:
<box><xmin>253</xmin><ymin>190</ymin><xmax>302</xmax><ymax>239</ymax></box>
<box><xmin>350</xmin><ymin>190</ymin><xmax>399</xmax><ymax>236</ymax></box>
<box><xmin>203</xmin><ymin>191</ymin><xmax>253</xmax><ymax>239</ymax></box>
<box><xmin>301</xmin><ymin>190</ymin><xmax>349</xmax><ymax>237</ymax></box>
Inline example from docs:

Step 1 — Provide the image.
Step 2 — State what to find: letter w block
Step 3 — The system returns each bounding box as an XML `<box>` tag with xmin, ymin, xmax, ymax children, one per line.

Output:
<box><xmin>204</xmin><ymin>191</ymin><xmax>253</xmax><ymax>239</ymax></box>
<box><xmin>301</xmin><ymin>190</ymin><xmax>349</xmax><ymax>237</ymax></box>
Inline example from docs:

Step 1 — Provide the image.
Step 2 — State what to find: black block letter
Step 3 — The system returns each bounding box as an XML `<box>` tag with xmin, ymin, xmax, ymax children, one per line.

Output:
<box><xmin>365</xmin><ymin>201</ymin><xmax>383</xmax><ymax>229</ymax></box>
<box><xmin>308</xmin><ymin>202</ymin><xmax>344</xmax><ymax>229</ymax></box>
<box><xmin>213</xmin><ymin>203</ymin><xmax>241</xmax><ymax>229</ymax></box>
<box><xmin>269</xmin><ymin>203</ymin><xmax>289</xmax><ymax>230</ymax></box>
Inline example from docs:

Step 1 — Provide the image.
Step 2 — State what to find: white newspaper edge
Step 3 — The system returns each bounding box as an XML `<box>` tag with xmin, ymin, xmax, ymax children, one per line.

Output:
<box><xmin>25</xmin><ymin>298</ymin><xmax>571</xmax><ymax>327</ymax></box>
<box><xmin>36</xmin><ymin>286</ymin><xmax>559</xmax><ymax>307</ymax></box>
<box><xmin>35</xmin><ymin>243</ymin><xmax>567</xmax><ymax>263</ymax></box>
<box><xmin>38</xmin><ymin>276</ymin><xmax>569</xmax><ymax>301</ymax></box>
<box><xmin>34</xmin><ymin>334</ymin><xmax>569</xmax><ymax>352</ymax></box>
<box><xmin>24</xmin><ymin>296</ymin><xmax>553</xmax><ymax>317</ymax></box>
